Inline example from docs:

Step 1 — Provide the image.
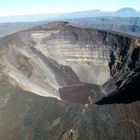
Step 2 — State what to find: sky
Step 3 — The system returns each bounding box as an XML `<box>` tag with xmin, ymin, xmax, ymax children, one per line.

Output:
<box><xmin>0</xmin><ymin>0</ymin><xmax>140</xmax><ymax>16</ymax></box>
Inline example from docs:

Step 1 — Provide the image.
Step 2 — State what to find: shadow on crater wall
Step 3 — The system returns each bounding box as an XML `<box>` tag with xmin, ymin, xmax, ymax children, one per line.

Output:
<box><xmin>96</xmin><ymin>73</ymin><xmax>140</xmax><ymax>105</ymax></box>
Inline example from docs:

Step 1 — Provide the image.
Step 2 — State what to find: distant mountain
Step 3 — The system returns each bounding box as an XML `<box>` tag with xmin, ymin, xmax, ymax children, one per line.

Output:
<box><xmin>115</xmin><ymin>7</ymin><xmax>139</xmax><ymax>17</ymax></box>
<box><xmin>60</xmin><ymin>9</ymin><xmax>110</xmax><ymax>19</ymax></box>
<box><xmin>116</xmin><ymin>7</ymin><xmax>137</xmax><ymax>13</ymax></box>
<box><xmin>62</xmin><ymin>8</ymin><xmax>140</xmax><ymax>19</ymax></box>
<box><xmin>0</xmin><ymin>7</ymin><xmax>140</xmax><ymax>23</ymax></box>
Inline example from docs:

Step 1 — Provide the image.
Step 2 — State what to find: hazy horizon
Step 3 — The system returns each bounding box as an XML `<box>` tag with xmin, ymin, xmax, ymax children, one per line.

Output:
<box><xmin>0</xmin><ymin>0</ymin><xmax>140</xmax><ymax>17</ymax></box>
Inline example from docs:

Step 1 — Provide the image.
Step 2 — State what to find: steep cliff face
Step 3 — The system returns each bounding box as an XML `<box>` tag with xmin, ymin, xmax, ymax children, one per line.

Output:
<box><xmin>96</xmin><ymin>40</ymin><xmax>140</xmax><ymax>105</ymax></box>
<box><xmin>102</xmin><ymin>37</ymin><xmax>140</xmax><ymax>94</ymax></box>
<box><xmin>0</xmin><ymin>21</ymin><xmax>140</xmax><ymax>140</ymax></box>
<box><xmin>30</xmin><ymin>22</ymin><xmax>112</xmax><ymax>85</ymax></box>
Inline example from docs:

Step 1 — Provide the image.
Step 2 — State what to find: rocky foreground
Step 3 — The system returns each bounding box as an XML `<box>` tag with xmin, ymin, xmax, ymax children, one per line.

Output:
<box><xmin>0</xmin><ymin>21</ymin><xmax>140</xmax><ymax>140</ymax></box>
